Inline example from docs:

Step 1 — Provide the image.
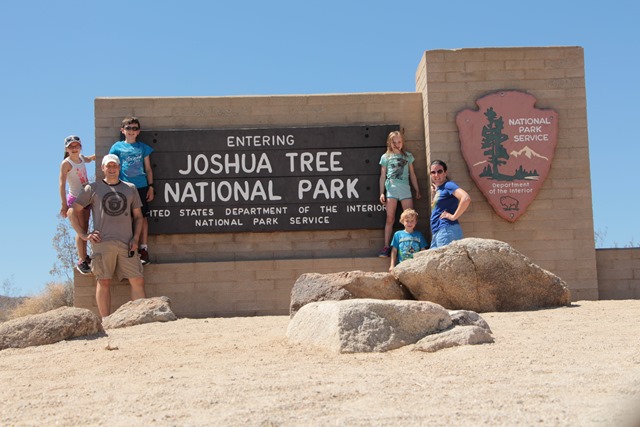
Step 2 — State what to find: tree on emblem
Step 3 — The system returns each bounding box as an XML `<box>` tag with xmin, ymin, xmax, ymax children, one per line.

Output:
<box><xmin>479</xmin><ymin>107</ymin><xmax>509</xmax><ymax>179</ymax></box>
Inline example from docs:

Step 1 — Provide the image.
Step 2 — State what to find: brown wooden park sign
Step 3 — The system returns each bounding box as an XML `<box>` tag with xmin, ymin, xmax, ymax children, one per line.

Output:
<box><xmin>456</xmin><ymin>91</ymin><xmax>559</xmax><ymax>222</ymax></box>
<box><xmin>141</xmin><ymin>124</ymin><xmax>399</xmax><ymax>234</ymax></box>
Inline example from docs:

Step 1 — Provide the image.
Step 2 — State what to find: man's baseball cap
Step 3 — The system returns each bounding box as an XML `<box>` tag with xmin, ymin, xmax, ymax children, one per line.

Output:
<box><xmin>64</xmin><ymin>135</ymin><xmax>81</xmax><ymax>148</ymax></box>
<box><xmin>102</xmin><ymin>154</ymin><xmax>121</xmax><ymax>166</ymax></box>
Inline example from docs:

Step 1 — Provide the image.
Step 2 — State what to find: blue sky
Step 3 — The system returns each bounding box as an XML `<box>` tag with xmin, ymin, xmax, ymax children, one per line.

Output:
<box><xmin>1</xmin><ymin>0</ymin><xmax>638</xmax><ymax>296</ymax></box>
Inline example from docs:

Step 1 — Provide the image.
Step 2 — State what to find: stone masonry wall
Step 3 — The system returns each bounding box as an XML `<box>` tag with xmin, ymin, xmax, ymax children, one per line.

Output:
<box><xmin>74</xmin><ymin>257</ymin><xmax>390</xmax><ymax>317</ymax></box>
<box><xmin>76</xmin><ymin>47</ymin><xmax>611</xmax><ymax>316</ymax></box>
<box><xmin>415</xmin><ymin>46</ymin><xmax>598</xmax><ymax>300</ymax></box>
<box><xmin>596</xmin><ymin>248</ymin><xmax>640</xmax><ymax>300</ymax></box>
<box><xmin>80</xmin><ymin>93</ymin><xmax>424</xmax><ymax>316</ymax></box>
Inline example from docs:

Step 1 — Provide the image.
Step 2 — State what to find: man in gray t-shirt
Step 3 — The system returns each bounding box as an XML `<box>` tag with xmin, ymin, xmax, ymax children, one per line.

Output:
<box><xmin>69</xmin><ymin>154</ymin><xmax>146</xmax><ymax>318</ymax></box>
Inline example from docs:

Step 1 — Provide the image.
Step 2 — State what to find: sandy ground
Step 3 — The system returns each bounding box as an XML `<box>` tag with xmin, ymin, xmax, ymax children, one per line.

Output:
<box><xmin>0</xmin><ymin>299</ymin><xmax>639</xmax><ymax>427</ymax></box>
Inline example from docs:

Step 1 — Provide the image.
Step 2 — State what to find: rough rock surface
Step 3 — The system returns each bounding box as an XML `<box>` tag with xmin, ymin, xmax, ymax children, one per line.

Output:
<box><xmin>0</xmin><ymin>306</ymin><xmax>103</xmax><ymax>350</ymax></box>
<box><xmin>413</xmin><ymin>325</ymin><xmax>494</xmax><ymax>352</ymax></box>
<box><xmin>289</xmin><ymin>270</ymin><xmax>407</xmax><ymax>317</ymax></box>
<box><xmin>449</xmin><ymin>309</ymin><xmax>493</xmax><ymax>333</ymax></box>
<box><xmin>102</xmin><ymin>296</ymin><xmax>177</xmax><ymax>330</ymax></box>
<box><xmin>287</xmin><ymin>299</ymin><xmax>452</xmax><ymax>353</ymax></box>
<box><xmin>394</xmin><ymin>238</ymin><xmax>571</xmax><ymax>312</ymax></box>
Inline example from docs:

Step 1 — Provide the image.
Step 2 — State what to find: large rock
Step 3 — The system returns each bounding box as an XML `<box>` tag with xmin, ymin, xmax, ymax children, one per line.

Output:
<box><xmin>287</xmin><ymin>299</ymin><xmax>452</xmax><ymax>353</ymax></box>
<box><xmin>0</xmin><ymin>307</ymin><xmax>103</xmax><ymax>350</ymax></box>
<box><xmin>393</xmin><ymin>238</ymin><xmax>571</xmax><ymax>312</ymax></box>
<box><xmin>289</xmin><ymin>271</ymin><xmax>408</xmax><ymax>318</ymax></box>
<box><xmin>102</xmin><ymin>296</ymin><xmax>177</xmax><ymax>329</ymax></box>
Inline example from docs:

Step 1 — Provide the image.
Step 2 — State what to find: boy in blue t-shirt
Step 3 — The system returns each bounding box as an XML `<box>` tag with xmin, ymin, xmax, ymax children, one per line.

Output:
<box><xmin>109</xmin><ymin>116</ymin><xmax>154</xmax><ymax>265</ymax></box>
<box><xmin>389</xmin><ymin>208</ymin><xmax>428</xmax><ymax>271</ymax></box>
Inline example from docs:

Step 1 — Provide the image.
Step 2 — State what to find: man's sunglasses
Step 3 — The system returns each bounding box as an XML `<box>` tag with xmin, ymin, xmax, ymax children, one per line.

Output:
<box><xmin>123</xmin><ymin>126</ymin><xmax>140</xmax><ymax>131</ymax></box>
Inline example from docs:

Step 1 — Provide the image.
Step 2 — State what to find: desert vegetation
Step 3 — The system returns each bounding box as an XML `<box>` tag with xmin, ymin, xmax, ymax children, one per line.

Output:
<box><xmin>0</xmin><ymin>282</ymin><xmax>73</xmax><ymax>323</ymax></box>
<box><xmin>0</xmin><ymin>218</ymin><xmax>75</xmax><ymax>322</ymax></box>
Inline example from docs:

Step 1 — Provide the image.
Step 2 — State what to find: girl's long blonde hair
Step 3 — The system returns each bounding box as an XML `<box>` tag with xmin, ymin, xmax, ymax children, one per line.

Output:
<box><xmin>384</xmin><ymin>130</ymin><xmax>408</xmax><ymax>157</ymax></box>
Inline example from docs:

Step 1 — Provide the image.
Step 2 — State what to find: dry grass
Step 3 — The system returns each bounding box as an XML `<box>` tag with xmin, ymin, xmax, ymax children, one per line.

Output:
<box><xmin>0</xmin><ymin>296</ymin><xmax>26</xmax><ymax>322</ymax></box>
<box><xmin>3</xmin><ymin>282</ymin><xmax>73</xmax><ymax>321</ymax></box>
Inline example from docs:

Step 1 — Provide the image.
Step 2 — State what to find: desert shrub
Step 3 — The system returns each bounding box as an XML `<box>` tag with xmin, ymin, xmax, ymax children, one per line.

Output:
<box><xmin>7</xmin><ymin>282</ymin><xmax>73</xmax><ymax>320</ymax></box>
<box><xmin>0</xmin><ymin>296</ymin><xmax>27</xmax><ymax>322</ymax></box>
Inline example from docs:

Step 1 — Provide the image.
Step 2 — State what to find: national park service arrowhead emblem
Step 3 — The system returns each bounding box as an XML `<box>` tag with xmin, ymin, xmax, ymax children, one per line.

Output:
<box><xmin>456</xmin><ymin>91</ymin><xmax>558</xmax><ymax>222</ymax></box>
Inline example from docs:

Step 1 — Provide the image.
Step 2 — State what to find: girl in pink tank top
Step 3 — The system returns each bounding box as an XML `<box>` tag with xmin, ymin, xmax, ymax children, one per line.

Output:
<box><xmin>59</xmin><ymin>135</ymin><xmax>95</xmax><ymax>275</ymax></box>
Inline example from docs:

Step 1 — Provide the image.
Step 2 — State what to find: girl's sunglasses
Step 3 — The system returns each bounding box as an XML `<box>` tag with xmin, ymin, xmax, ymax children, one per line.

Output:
<box><xmin>64</xmin><ymin>136</ymin><xmax>80</xmax><ymax>144</ymax></box>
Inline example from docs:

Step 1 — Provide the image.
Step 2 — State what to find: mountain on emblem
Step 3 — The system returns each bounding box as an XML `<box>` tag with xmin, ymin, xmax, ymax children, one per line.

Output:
<box><xmin>509</xmin><ymin>146</ymin><xmax>549</xmax><ymax>161</ymax></box>
<box><xmin>456</xmin><ymin>91</ymin><xmax>558</xmax><ymax>222</ymax></box>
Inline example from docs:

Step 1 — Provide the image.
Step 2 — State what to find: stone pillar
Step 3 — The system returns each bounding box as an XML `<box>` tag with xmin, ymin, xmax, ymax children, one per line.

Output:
<box><xmin>416</xmin><ymin>46</ymin><xmax>598</xmax><ymax>300</ymax></box>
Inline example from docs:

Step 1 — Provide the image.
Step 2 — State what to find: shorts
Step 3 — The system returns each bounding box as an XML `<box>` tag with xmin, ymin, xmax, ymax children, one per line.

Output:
<box><xmin>385</xmin><ymin>180</ymin><xmax>413</xmax><ymax>201</ymax></box>
<box><xmin>137</xmin><ymin>186</ymin><xmax>151</xmax><ymax>217</ymax></box>
<box><xmin>430</xmin><ymin>223</ymin><xmax>464</xmax><ymax>249</ymax></box>
<box><xmin>91</xmin><ymin>240</ymin><xmax>143</xmax><ymax>281</ymax></box>
<box><xmin>66</xmin><ymin>194</ymin><xmax>77</xmax><ymax>207</ymax></box>
<box><xmin>66</xmin><ymin>194</ymin><xmax>90</xmax><ymax>210</ymax></box>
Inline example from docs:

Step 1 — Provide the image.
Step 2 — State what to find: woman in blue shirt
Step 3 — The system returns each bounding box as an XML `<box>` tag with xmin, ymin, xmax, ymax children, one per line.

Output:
<box><xmin>429</xmin><ymin>160</ymin><xmax>471</xmax><ymax>249</ymax></box>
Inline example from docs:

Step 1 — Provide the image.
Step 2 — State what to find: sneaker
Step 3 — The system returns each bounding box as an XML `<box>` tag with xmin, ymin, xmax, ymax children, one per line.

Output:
<box><xmin>139</xmin><ymin>248</ymin><xmax>150</xmax><ymax>265</ymax></box>
<box><xmin>76</xmin><ymin>260</ymin><xmax>92</xmax><ymax>275</ymax></box>
<box><xmin>378</xmin><ymin>246</ymin><xmax>391</xmax><ymax>257</ymax></box>
<box><xmin>85</xmin><ymin>255</ymin><xmax>92</xmax><ymax>266</ymax></box>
